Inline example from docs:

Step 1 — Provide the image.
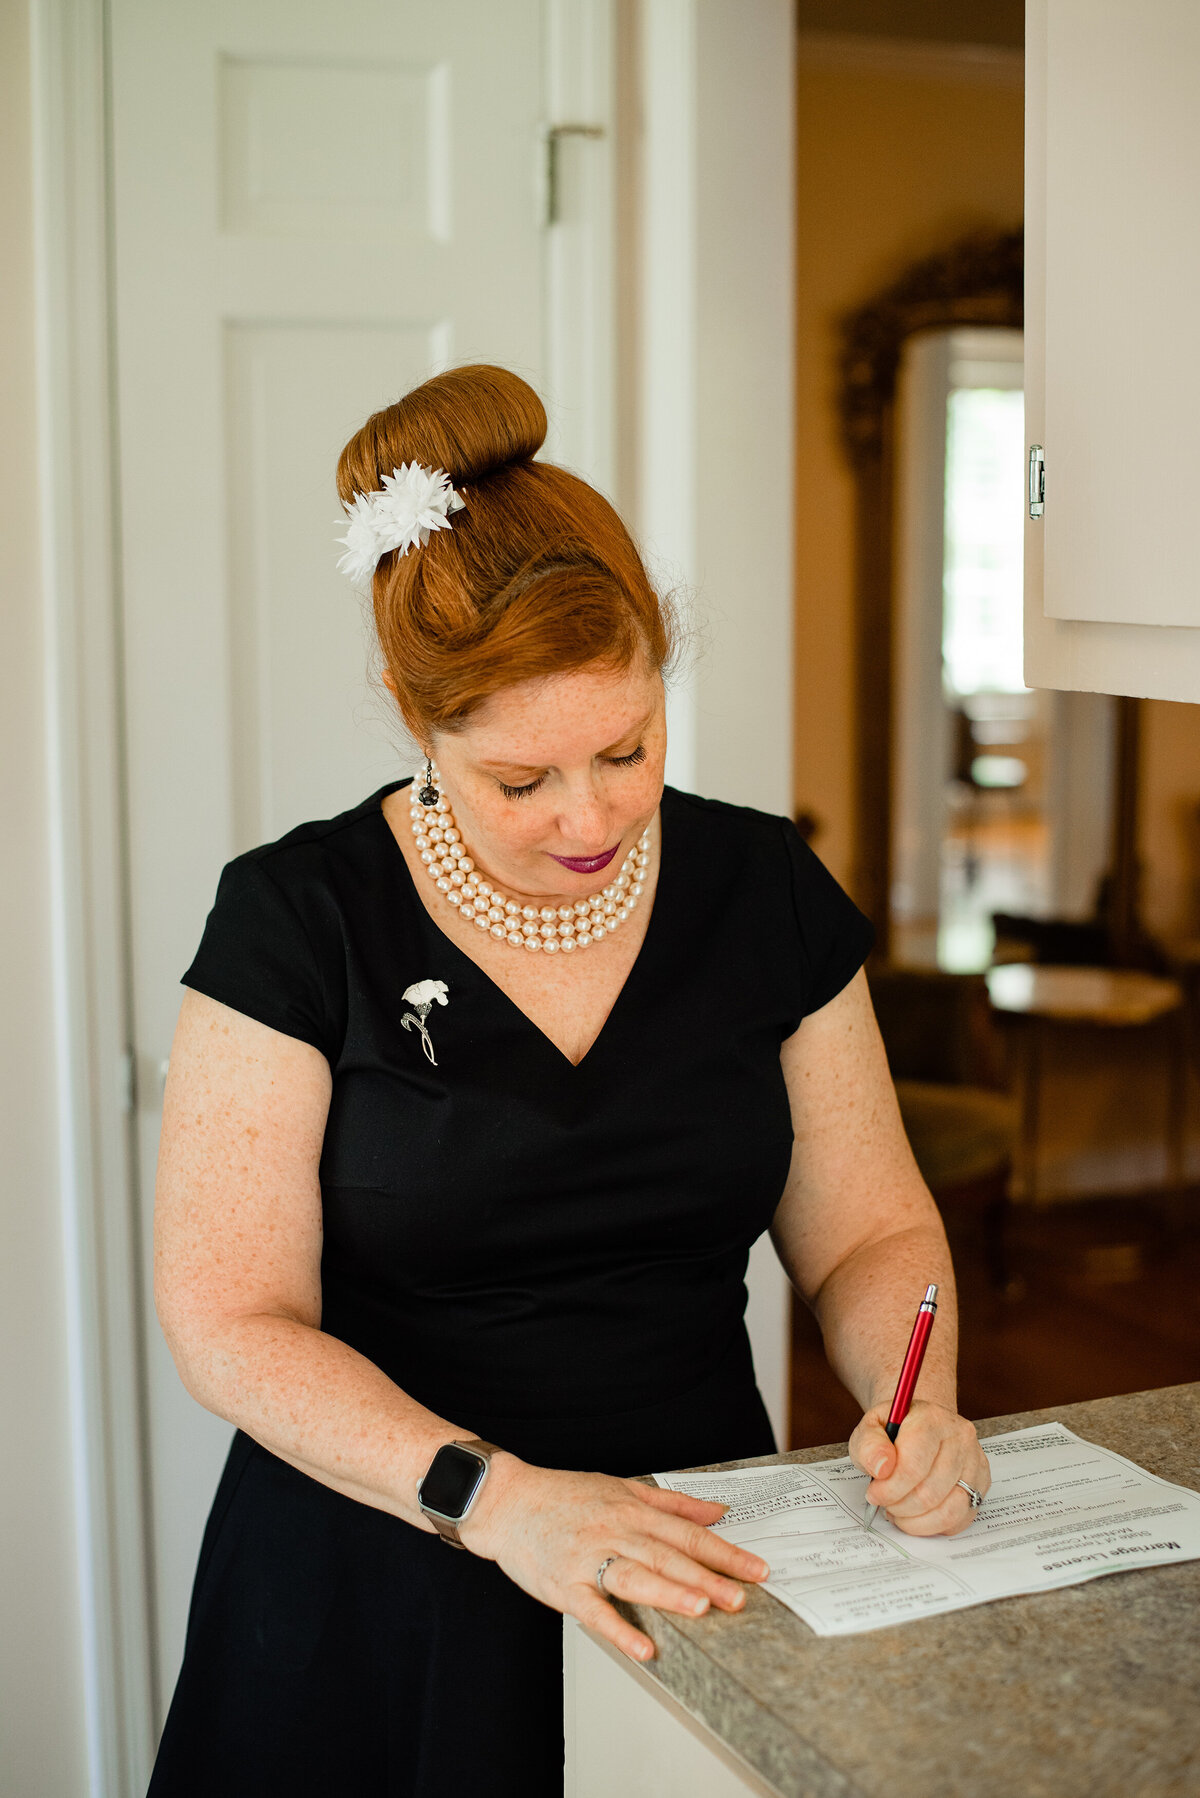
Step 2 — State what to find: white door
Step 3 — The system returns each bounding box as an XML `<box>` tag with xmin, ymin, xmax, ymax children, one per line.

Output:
<box><xmin>109</xmin><ymin>0</ymin><xmax>613</xmax><ymax>1709</ymax></box>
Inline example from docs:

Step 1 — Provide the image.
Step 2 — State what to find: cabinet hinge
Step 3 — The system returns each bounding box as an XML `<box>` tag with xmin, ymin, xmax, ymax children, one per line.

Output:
<box><xmin>1029</xmin><ymin>444</ymin><xmax>1045</xmax><ymax>519</ymax></box>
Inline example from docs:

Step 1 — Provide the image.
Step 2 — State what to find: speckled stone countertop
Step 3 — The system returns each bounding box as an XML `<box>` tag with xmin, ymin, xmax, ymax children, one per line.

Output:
<box><xmin>618</xmin><ymin>1384</ymin><xmax>1200</xmax><ymax>1798</ymax></box>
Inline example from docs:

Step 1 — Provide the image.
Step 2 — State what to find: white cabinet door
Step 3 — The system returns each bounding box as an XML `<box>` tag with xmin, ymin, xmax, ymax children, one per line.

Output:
<box><xmin>1041</xmin><ymin>0</ymin><xmax>1200</xmax><ymax>628</ymax></box>
<box><xmin>110</xmin><ymin>0</ymin><xmax>612</xmax><ymax>1710</ymax></box>
<box><xmin>1025</xmin><ymin>0</ymin><xmax>1200</xmax><ymax>698</ymax></box>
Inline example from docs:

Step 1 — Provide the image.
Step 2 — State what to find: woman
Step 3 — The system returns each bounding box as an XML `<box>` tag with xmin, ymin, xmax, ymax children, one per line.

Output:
<box><xmin>149</xmin><ymin>365</ymin><xmax>990</xmax><ymax>1796</ymax></box>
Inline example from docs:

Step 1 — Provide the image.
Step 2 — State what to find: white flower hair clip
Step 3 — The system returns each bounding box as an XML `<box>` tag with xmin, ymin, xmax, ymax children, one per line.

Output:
<box><xmin>336</xmin><ymin>461</ymin><xmax>465</xmax><ymax>588</ymax></box>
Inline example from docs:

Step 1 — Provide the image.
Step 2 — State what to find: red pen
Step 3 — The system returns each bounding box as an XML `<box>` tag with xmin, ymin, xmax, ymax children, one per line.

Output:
<box><xmin>862</xmin><ymin>1283</ymin><xmax>938</xmax><ymax>1529</ymax></box>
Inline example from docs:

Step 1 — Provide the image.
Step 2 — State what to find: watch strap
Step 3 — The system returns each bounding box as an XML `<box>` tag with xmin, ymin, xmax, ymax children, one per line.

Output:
<box><xmin>427</xmin><ymin>1512</ymin><xmax>467</xmax><ymax>1548</ymax></box>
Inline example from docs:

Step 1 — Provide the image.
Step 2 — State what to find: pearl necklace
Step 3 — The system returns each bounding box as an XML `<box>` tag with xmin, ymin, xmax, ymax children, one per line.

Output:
<box><xmin>408</xmin><ymin>771</ymin><xmax>651</xmax><ymax>955</ymax></box>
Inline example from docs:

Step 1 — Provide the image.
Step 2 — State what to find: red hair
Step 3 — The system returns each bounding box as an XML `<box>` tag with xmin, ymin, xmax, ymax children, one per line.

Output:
<box><xmin>336</xmin><ymin>366</ymin><xmax>672</xmax><ymax>739</ymax></box>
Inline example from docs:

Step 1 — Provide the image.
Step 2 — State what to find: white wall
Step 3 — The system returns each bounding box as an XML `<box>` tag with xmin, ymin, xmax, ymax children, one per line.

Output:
<box><xmin>692</xmin><ymin>0</ymin><xmax>795</xmax><ymax>815</ymax></box>
<box><xmin>640</xmin><ymin>0</ymin><xmax>794</xmax><ymax>813</ymax></box>
<box><xmin>693</xmin><ymin>0</ymin><xmax>795</xmax><ymax>1451</ymax></box>
<box><xmin>0</xmin><ymin>4</ymin><xmax>89</xmax><ymax>1792</ymax></box>
<box><xmin>637</xmin><ymin>0</ymin><xmax>796</xmax><ymax>1445</ymax></box>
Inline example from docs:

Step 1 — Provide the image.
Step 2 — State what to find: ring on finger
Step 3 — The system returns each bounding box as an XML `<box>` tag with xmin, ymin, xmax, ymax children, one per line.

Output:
<box><xmin>596</xmin><ymin>1556</ymin><xmax>620</xmax><ymax>1595</ymax></box>
<box><xmin>956</xmin><ymin>1479</ymin><xmax>984</xmax><ymax>1511</ymax></box>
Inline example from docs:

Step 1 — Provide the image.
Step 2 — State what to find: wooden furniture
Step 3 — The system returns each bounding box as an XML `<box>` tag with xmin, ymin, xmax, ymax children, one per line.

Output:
<box><xmin>868</xmin><ymin>965</ymin><xmax>1018</xmax><ymax>1286</ymax></box>
<box><xmin>985</xmin><ymin>963</ymin><xmax>1187</xmax><ymax>1203</ymax></box>
<box><xmin>565</xmin><ymin>1383</ymin><xmax>1200</xmax><ymax>1797</ymax></box>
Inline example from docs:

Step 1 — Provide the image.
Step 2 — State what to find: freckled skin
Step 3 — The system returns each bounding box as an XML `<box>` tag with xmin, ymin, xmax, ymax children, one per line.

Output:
<box><xmin>383</xmin><ymin>660</ymin><xmax>665</xmax><ymax>1067</ymax></box>
<box><xmin>154</xmin><ymin>660</ymin><xmax>988</xmax><ymax>1672</ymax></box>
<box><xmin>422</xmin><ymin>659</ymin><xmax>666</xmax><ymax>898</ymax></box>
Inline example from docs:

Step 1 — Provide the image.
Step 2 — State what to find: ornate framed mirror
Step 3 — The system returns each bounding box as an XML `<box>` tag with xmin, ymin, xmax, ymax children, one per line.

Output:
<box><xmin>836</xmin><ymin>229</ymin><xmax>1138</xmax><ymax>968</ymax></box>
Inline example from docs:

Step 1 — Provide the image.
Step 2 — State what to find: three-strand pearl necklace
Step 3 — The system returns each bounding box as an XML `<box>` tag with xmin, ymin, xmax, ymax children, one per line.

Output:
<box><xmin>409</xmin><ymin>772</ymin><xmax>652</xmax><ymax>955</ymax></box>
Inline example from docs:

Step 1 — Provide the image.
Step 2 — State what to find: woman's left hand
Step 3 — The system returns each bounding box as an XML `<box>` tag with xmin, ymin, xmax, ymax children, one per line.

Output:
<box><xmin>849</xmin><ymin>1400</ymin><xmax>990</xmax><ymax>1536</ymax></box>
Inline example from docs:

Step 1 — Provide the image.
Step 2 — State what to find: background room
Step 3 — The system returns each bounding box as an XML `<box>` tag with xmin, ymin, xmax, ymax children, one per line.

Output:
<box><xmin>789</xmin><ymin>0</ymin><xmax>1200</xmax><ymax>1445</ymax></box>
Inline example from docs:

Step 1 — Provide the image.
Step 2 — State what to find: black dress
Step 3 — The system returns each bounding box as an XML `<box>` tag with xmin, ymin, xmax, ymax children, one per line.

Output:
<box><xmin>148</xmin><ymin>781</ymin><xmax>873</xmax><ymax>1797</ymax></box>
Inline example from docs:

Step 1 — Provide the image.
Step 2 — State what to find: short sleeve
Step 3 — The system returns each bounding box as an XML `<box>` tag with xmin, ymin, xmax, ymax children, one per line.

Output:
<box><xmin>181</xmin><ymin>855</ymin><xmax>338</xmax><ymax>1060</ymax></box>
<box><xmin>780</xmin><ymin>820</ymin><xmax>876</xmax><ymax>1018</ymax></box>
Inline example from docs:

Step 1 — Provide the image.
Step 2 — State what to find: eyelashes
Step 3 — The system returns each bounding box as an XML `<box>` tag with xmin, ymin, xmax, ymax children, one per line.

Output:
<box><xmin>499</xmin><ymin>743</ymin><xmax>647</xmax><ymax>801</ymax></box>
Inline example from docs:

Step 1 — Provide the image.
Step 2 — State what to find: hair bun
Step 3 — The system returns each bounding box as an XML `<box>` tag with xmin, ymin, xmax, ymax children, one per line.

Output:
<box><xmin>337</xmin><ymin>365</ymin><xmax>546</xmax><ymax>503</ymax></box>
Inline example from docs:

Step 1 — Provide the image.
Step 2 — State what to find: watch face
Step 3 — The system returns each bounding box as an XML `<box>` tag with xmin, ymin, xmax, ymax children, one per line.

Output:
<box><xmin>419</xmin><ymin>1445</ymin><xmax>487</xmax><ymax>1520</ymax></box>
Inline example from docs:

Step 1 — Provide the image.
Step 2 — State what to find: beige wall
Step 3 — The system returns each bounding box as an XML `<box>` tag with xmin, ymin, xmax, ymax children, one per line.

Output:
<box><xmin>0</xmin><ymin>3</ymin><xmax>90</xmax><ymax>1792</ymax></box>
<box><xmin>792</xmin><ymin>54</ymin><xmax>1024</xmax><ymax>889</ymax></box>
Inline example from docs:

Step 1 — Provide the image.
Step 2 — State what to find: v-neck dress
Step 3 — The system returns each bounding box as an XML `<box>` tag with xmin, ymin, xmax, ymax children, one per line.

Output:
<box><xmin>148</xmin><ymin>781</ymin><xmax>873</xmax><ymax>1798</ymax></box>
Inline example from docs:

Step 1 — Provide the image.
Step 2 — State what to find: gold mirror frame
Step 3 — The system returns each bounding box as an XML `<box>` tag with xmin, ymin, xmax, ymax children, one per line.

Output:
<box><xmin>836</xmin><ymin>229</ymin><xmax>1025</xmax><ymax>960</ymax></box>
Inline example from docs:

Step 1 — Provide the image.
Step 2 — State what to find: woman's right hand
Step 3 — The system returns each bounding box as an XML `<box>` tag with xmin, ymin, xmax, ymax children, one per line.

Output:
<box><xmin>460</xmin><ymin>1456</ymin><xmax>769</xmax><ymax>1662</ymax></box>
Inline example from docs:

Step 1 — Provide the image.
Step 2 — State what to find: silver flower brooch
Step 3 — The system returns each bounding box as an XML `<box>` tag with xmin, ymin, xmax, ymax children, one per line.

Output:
<box><xmin>401</xmin><ymin>979</ymin><xmax>449</xmax><ymax>1065</ymax></box>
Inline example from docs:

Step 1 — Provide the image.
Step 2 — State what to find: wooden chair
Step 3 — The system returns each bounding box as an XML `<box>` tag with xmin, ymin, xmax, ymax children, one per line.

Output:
<box><xmin>867</xmin><ymin>965</ymin><xmax>1019</xmax><ymax>1292</ymax></box>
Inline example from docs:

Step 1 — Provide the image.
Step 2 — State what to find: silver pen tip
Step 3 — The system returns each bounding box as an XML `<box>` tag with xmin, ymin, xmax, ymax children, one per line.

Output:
<box><xmin>923</xmin><ymin>1283</ymin><xmax>938</xmax><ymax>1304</ymax></box>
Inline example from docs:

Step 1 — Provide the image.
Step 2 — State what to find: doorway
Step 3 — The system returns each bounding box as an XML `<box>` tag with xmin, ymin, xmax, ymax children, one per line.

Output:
<box><xmin>891</xmin><ymin>325</ymin><xmax>1114</xmax><ymax>971</ymax></box>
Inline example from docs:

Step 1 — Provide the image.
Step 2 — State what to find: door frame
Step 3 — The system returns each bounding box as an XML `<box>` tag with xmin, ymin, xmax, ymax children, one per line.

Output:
<box><xmin>33</xmin><ymin>1</ymin><xmax>795</xmax><ymax>1787</ymax></box>
<box><xmin>31</xmin><ymin>3</ymin><xmax>156</xmax><ymax>1790</ymax></box>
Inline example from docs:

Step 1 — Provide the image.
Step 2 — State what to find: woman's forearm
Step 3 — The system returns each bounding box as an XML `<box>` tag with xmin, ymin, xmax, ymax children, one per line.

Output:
<box><xmin>809</xmin><ymin>1221</ymin><xmax>958</xmax><ymax>1415</ymax></box>
<box><xmin>169</xmin><ymin>1311</ymin><xmax>491</xmax><ymax>1530</ymax></box>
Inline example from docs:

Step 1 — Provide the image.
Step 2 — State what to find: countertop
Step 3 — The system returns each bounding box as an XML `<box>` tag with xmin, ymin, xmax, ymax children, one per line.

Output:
<box><xmin>615</xmin><ymin>1383</ymin><xmax>1200</xmax><ymax>1798</ymax></box>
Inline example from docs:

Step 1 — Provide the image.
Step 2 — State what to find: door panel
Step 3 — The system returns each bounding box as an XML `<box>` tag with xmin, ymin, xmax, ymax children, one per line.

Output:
<box><xmin>218</xmin><ymin>56</ymin><xmax>453</xmax><ymax>243</ymax></box>
<box><xmin>110</xmin><ymin>0</ymin><xmax>553</xmax><ymax>1708</ymax></box>
<box><xmin>224</xmin><ymin>320</ymin><xmax>453</xmax><ymax>847</ymax></box>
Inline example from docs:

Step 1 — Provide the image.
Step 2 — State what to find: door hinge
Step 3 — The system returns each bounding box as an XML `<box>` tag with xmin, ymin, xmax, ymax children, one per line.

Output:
<box><xmin>1029</xmin><ymin>444</ymin><xmax>1045</xmax><ymax>519</ymax></box>
<box><xmin>544</xmin><ymin>122</ymin><xmax>606</xmax><ymax>225</ymax></box>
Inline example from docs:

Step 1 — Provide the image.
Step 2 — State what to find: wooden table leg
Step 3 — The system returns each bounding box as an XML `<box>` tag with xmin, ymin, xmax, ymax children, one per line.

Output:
<box><xmin>1016</xmin><ymin>1018</ymin><xmax>1042</xmax><ymax>1206</ymax></box>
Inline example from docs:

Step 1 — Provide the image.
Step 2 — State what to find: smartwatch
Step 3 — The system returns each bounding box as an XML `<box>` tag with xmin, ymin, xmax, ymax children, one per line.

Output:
<box><xmin>417</xmin><ymin>1439</ymin><xmax>501</xmax><ymax>1547</ymax></box>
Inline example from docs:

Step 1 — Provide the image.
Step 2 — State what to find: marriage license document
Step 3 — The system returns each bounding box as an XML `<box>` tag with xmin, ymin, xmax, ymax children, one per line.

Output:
<box><xmin>654</xmin><ymin>1423</ymin><xmax>1200</xmax><ymax>1636</ymax></box>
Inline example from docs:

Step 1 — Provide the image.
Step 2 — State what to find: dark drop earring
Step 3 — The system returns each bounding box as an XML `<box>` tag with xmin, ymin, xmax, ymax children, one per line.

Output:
<box><xmin>418</xmin><ymin>757</ymin><xmax>440</xmax><ymax>808</ymax></box>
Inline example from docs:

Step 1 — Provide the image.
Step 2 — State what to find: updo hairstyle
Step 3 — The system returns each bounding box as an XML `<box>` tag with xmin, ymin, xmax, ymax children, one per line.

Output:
<box><xmin>336</xmin><ymin>365</ymin><xmax>672</xmax><ymax>741</ymax></box>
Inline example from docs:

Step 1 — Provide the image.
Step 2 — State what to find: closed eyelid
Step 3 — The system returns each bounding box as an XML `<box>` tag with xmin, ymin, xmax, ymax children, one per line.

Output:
<box><xmin>497</xmin><ymin>745</ymin><xmax>643</xmax><ymax>801</ymax></box>
<box><xmin>489</xmin><ymin>748</ymin><xmax>637</xmax><ymax>778</ymax></box>
<box><xmin>498</xmin><ymin>775</ymin><xmax>547</xmax><ymax>799</ymax></box>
